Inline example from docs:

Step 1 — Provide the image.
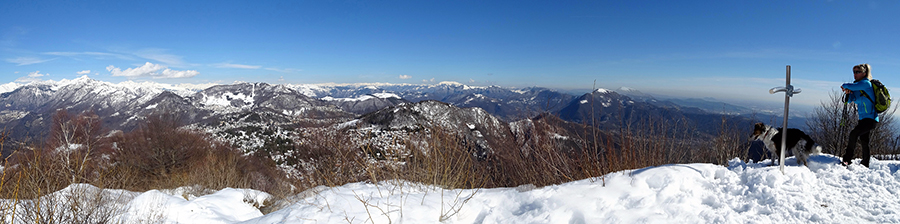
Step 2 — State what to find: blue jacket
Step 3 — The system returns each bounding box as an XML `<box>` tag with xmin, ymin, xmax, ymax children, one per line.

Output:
<box><xmin>842</xmin><ymin>79</ymin><xmax>879</xmax><ymax>122</ymax></box>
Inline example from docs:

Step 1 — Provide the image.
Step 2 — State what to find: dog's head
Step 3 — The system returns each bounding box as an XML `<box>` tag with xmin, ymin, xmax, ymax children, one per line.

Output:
<box><xmin>750</xmin><ymin>122</ymin><xmax>769</xmax><ymax>141</ymax></box>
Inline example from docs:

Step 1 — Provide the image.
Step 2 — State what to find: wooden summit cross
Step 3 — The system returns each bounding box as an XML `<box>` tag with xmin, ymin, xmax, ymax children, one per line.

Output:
<box><xmin>769</xmin><ymin>65</ymin><xmax>801</xmax><ymax>173</ymax></box>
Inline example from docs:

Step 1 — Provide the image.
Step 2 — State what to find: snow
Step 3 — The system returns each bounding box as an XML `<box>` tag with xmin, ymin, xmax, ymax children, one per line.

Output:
<box><xmin>0</xmin><ymin>184</ymin><xmax>270</xmax><ymax>224</ymax></box>
<box><xmin>54</xmin><ymin>143</ymin><xmax>84</xmax><ymax>152</ymax></box>
<box><xmin>595</xmin><ymin>88</ymin><xmax>610</xmax><ymax>93</ymax></box>
<box><xmin>7</xmin><ymin>154</ymin><xmax>900</xmax><ymax>223</ymax></box>
<box><xmin>256</xmin><ymin>155</ymin><xmax>900</xmax><ymax>223</ymax></box>
<box><xmin>321</xmin><ymin>95</ymin><xmax>375</xmax><ymax>102</ymax></box>
<box><xmin>117</xmin><ymin>80</ymin><xmax>212</xmax><ymax>97</ymax></box>
<box><xmin>372</xmin><ymin>92</ymin><xmax>400</xmax><ymax>99</ymax></box>
<box><xmin>4</xmin><ymin>76</ymin><xmax>211</xmax><ymax>111</ymax></box>
<box><xmin>321</xmin><ymin>93</ymin><xmax>400</xmax><ymax>102</ymax></box>
<box><xmin>619</xmin><ymin>86</ymin><xmax>636</xmax><ymax>91</ymax></box>
<box><xmin>551</xmin><ymin>133</ymin><xmax>569</xmax><ymax>140</ymax></box>
<box><xmin>281</xmin><ymin>109</ymin><xmax>308</xmax><ymax>116</ymax></box>
<box><xmin>0</xmin><ymin>82</ymin><xmax>22</xmax><ymax>94</ymax></box>
<box><xmin>202</xmin><ymin>91</ymin><xmax>254</xmax><ymax>108</ymax></box>
<box><xmin>438</xmin><ymin>81</ymin><xmax>465</xmax><ymax>86</ymax></box>
<box><xmin>119</xmin><ymin>188</ymin><xmax>270</xmax><ymax>223</ymax></box>
<box><xmin>287</xmin><ymin>84</ymin><xmax>330</xmax><ymax>98</ymax></box>
<box><xmin>336</xmin><ymin>119</ymin><xmax>360</xmax><ymax>129</ymax></box>
<box><xmin>239</xmin><ymin>155</ymin><xmax>900</xmax><ymax>223</ymax></box>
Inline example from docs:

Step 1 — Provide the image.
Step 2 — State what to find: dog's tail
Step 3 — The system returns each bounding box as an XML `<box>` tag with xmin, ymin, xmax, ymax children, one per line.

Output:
<box><xmin>813</xmin><ymin>145</ymin><xmax>823</xmax><ymax>155</ymax></box>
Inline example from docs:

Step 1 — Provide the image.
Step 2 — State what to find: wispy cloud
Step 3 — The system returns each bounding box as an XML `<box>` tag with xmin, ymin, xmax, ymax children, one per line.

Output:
<box><xmin>107</xmin><ymin>62</ymin><xmax>199</xmax><ymax>79</ymax></box>
<box><xmin>15</xmin><ymin>71</ymin><xmax>48</xmax><ymax>82</ymax></box>
<box><xmin>6</xmin><ymin>57</ymin><xmax>55</xmax><ymax>66</ymax></box>
<box><xmin>1</xmin><ymin>27</ymin><xmax>29</xmax><ymax>47</ymax></box>
<box><xmin>41</xmin><ymin>48</ymin><xmax>202</xmax><ymax>68</ymax></box>
<box><xmin>214</xmin><ymin>63</ymin><xmax>262</xmax><ymax>69</ymax></box>
<box><xmin>265</xmin><ymin>67</ymin><xmax>301</xmax><ymax>73</ymax></box>
<box><xmin>132</xmin><ymin>48</ymin><xmax>189</xmax><ymax>67</ymax></box>
<box><xmin>44</xmin><ymin>51</ymin><xmax>134</xmax><ymax>60</ymax></box>
<box><xmin>399</xmin><ymin>75</ymin><xmax>412</xmax><ymax>79</ymax></box>
<box><xmin>77</xmin><ymin>70</ymin><xmax>91</xmax><ymax>75</ymax></box>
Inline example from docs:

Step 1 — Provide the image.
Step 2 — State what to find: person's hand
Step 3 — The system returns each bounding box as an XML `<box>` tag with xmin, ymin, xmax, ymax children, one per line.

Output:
<box><xmin>841</xmin><ymin>87</ymin><xmax>851</xmax><ymax>94</ymax></box>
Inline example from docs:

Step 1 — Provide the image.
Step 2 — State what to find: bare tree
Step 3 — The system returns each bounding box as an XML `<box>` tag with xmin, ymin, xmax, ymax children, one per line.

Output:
<box><xmin>48</xmin><ymin>109</ymin><xmax>106</xmax><ymax>183</ymax></box>
<box><xmin>113</xmin><ymin>113</ymin><xmax>207</xmax><ymax>181</ymax></box>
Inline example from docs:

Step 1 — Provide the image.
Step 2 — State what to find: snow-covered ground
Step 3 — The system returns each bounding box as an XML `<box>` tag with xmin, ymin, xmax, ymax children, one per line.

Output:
<box><xmin>4</xmin><ymin>154</ymin><xmax>899</xmax><ymax>223</ymax></box>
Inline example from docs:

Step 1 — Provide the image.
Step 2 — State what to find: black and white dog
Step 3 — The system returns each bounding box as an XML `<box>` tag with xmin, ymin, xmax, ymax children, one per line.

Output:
<box><xmin>750</xmin><ymin>123</ymin><xmax>822</xmax><ymax>166</ymax></box>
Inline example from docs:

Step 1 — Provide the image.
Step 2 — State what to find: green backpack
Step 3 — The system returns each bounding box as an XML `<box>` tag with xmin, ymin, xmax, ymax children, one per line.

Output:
<box><xmin>862</xmin><ymin>79</ymin><xmax>891</xmax><ymax>113</ymax></box>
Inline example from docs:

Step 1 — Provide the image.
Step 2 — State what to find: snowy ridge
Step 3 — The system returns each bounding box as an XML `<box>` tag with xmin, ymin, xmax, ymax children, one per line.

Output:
<box><xmin>241</xmin><ymin>155</ymin><xmax>900</xmax><ymax>223</ymax></box>
<box><xmin>3</xmin><ymin>76</ymin><xmax>210</xmax><ymax>112</ymax></box>
<box><xmin>0</xmin><ymin>82</ymin><xmax>22</xmax><ymax>94</ymax></box>
<box><xmin>9</xmin><ymin>154</ymin><xmax>900</xmax><ymax>223</ymax></box>
<box><xmin>320</xmin><ymin>92</ymin><xmax>401</xmax><ymax>102</ymax></box>
<box><xmin>29</xmin><ymin>75</ymin><xmax>208</xmax><ymax>97</ymax></box>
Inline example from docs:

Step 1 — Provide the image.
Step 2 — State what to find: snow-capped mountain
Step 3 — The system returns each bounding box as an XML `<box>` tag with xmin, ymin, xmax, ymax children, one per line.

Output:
<box><xmin>287</xmin><ymin>82</ymin><xmax>576</xmax><ymax>121</ymax></box>
<box><xmin>0</xmin><ymin>76</ymin><xmax>193</xmax><ymax>141</ymax></box>
<box><xmin>0</xmin><ymin>77</ymin><xmax>758</xmax><ymax>154</ymax></box>
<box><xmin>615</xmin><ymin>86</ymin><xmax>655</xmax><ymax>102</ymax></box>
<box><xmin>0</xmin><ymin>78</ymin><xmax>352</xmax><ymax>144</ymax></box>
<box><xmin>345</xmin><ymin>100</ymin><xmax>510</xmax><ymax>159</ymax></box>
<box><xmin>192</xmin><ymin>82</ymin><xmax>349</xmax><ymax>119</ymax></box>
<box><xmin>320</xmin><ymin>92</ymin><xmax>409</xmax><ymax>115</ymax></box>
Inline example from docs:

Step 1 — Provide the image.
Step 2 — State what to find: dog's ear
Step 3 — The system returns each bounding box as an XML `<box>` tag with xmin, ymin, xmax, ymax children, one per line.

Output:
<box><xmin>754</xmin><ymin>122</ymin><xmax>765</xmax><ymax>130</ymax></box>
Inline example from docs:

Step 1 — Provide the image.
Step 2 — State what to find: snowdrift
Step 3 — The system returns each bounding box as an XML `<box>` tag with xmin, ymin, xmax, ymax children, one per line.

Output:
<box><xmin>3</xmin><ymin>154</ymin><xmax>899</xmax><ymax>223</ymax></box>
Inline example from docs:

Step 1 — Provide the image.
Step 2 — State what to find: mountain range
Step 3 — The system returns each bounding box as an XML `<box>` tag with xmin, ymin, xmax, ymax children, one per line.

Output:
<box><xmin>0</xmin><ymin>76</ymin><xmax>763</xmax><ymax>167</ymax></box>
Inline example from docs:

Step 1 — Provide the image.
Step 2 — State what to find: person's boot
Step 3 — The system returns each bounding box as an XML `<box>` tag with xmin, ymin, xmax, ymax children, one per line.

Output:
<box><xmin>842</xmin><ymin>151</ymin><xmax>854</xmax><ymax>166</ymax></box>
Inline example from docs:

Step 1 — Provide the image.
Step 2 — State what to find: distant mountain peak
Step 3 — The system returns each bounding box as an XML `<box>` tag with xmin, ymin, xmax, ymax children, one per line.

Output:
<box><xmin>0</xmin><ymin>82</ymin><xmax>23</xmax><ymax>94</ymax></box>
<box><xmin>615</xmin><ymin>86</ymin><xmax>655</xmax><ymax>101</ymax></box>
<box><xmin>437</xmin><ymin>81</ymin><xmax>465</xmax><ymax>86</ymax></box>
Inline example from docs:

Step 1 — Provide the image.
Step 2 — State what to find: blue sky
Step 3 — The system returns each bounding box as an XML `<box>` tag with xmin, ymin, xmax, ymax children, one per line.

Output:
<box><xmin>2</xmin><ymin>0</ymin><xmax>899</xmax><ymax>109</ymax></box>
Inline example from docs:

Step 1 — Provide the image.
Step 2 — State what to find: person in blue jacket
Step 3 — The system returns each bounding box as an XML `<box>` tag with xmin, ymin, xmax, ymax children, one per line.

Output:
<box><xmin>840</xmin><ymin>63</ymin><xmax>879</xmax><ymax>167</ymax></box>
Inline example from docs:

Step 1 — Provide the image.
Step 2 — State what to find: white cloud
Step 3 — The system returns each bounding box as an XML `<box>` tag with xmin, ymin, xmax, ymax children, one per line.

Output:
<box><xmin>77</xmin><ymin>70</ymin><xmax>91</xmax><ymax>75</ymax></box>
<box><xmin>422</xmin><ymin>78</ymin><xmax>435</xmax><ymax>83</ymax></box>
<box><xmin>6</xmin><ymin>57</ymin><xmax>55</xmax><ymax>66</ymax></box>
<box><xmin>27</xmin><ymin>71</ymin><xmax>45</xmax><ymax>78</ymax></box>
<box><xmin>15</xmin><ymin>71</ymin><xmax>48</xmax><ymax>82</ymax></box>
<box><xmin>214</xmin><ymin>63</ymin><xmax>262</xmax><ymax>69</ymax></box>
<box><xmin>469</xmin><ymin>79</ymin><xmax>476</xmax><ymax>83</ymax></box>
<box><xmin>399</xmin><ymin>75</ymin><xmax>412</xmax><ymax>79</ymax></box>
<box><xmin>107</xmin><ymin>62</ymin><xmax>199</xmax><ymax>79</ymax></box>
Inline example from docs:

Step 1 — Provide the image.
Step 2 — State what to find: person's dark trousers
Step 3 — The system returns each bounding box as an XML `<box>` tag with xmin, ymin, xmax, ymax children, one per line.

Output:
<box><xmin>844</xmin><ymin>118</ymin><xmax>878</xmax><ymax>167</ymax></box>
